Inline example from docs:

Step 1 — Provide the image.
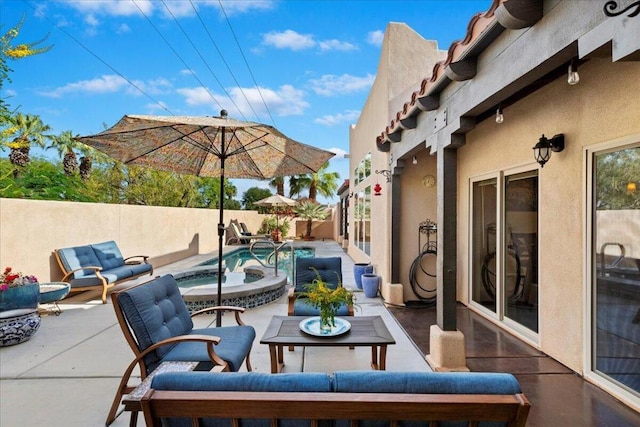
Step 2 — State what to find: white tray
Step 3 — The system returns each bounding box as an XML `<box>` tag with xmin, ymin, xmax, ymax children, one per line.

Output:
<box><xmin>299</xmin><ymin>316</ymin><xmax>351</xmax><ymax>337</ymax></box>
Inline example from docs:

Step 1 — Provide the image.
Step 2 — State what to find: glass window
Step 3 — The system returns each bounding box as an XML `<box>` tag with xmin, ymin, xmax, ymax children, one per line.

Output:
<box><xmin>592</xmin><ymin>145</ymin><xmax>640</xmax><ymax>396</ymax></box>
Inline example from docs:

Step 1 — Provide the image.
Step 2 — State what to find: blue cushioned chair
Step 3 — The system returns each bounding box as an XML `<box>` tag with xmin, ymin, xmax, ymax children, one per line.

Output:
<box><xmin>106</xmin><ymin>274</ymin><xmax>256</xmax><ymax>426</ymax></box>
<box><xmin>288</xmin><ymin>257</ymin><xmax>354</xmax><ymax>317</ymax></box>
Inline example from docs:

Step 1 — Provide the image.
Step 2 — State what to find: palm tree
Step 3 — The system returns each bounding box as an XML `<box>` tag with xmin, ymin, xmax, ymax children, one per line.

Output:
<box><xmin>5</xmin><ymin>113</ymin><xmax>51</xmax><ymax>176</ymax></box>
<box><xmin>269</xmin><ymin>176</ymin><xmax>285</xmax><ymax>196</ymax></box>
<box><xmin>294</xmin><ymin>200</ymin><xmax>329</xmax><ymax>239</ymax></box>
<box><xmin>48</xmin><ymin>130</ymin><xmax>81</xmax><ymax>175</ymax></box>
<box><xmin>291</xmin><ymin>162</ymin><xmax>340</xmax><ymax>202</ymax></box>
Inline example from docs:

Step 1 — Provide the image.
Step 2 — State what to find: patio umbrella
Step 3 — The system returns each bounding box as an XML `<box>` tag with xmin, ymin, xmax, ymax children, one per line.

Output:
<box><xmin>254</xmin><ymin>194</ymin><xmax>297</xmax><ymax>238</ymax></box>
<box><xmin>77</xmin><ymin>110</ymin><xmax>334</xmax><ymax>326</ymax></box>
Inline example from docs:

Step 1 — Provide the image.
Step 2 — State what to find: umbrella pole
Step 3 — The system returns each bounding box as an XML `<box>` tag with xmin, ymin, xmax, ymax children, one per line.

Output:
<box><xmin>216</xmin><ymin>136</ymin><xmax>226</xmax><ymax>327</ymax></box>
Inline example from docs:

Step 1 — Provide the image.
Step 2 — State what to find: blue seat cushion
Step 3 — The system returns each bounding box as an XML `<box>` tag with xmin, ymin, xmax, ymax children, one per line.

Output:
<box><xmin>127</xmin><ymin>262</ymin><xmax>153</xmax><ymax>276</ymax></box>
<box><xmin>295</xmin><ymin>257</ymin><xmax>342</xmax><ymax>293</ymax></box>
<box><xmin>163</xmin><ymin>325</ymin><xmax>256</xmax><ymax>372</ymax></box>
<box><xmin>292</xmin><ymin>298</ymin><xmax>350</xmax><ymax>316</ymax></box>
<box><xmin>91</xmin><ymin>241</ymin><xmax>125</xmax><ymax>270</ymax></box>
<box><xmin>68</xmin><ymin>266</ymin><xmax>133</xmax><ymax>288</ymax></box>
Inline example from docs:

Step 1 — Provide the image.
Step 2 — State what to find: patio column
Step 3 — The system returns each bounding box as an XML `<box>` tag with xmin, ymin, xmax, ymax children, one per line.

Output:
<box><xmin>426</xmin><ymin>145</ymin><xmax>468</xmax><ymax>372</ymax></box>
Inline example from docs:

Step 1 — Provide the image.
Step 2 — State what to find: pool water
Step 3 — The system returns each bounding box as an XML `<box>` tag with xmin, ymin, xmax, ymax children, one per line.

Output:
<box><xmin>175</xmin><ymin>271</ymin><xmax>260</xmax><ymax>289</ymax></box>
<box><xmin>200</xmin><ymin>246</ymin><xmax>315</xmax><ymax>281</ymax></box>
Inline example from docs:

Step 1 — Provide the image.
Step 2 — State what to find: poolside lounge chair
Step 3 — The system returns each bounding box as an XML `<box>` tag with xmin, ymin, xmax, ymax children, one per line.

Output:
<box><xmin>106</xmin><ymin>274</ymin><xmax>255</xmax><ymax>426</ymax></box>
<box><xmin>226</xmin><ymin>219</ymin><xmax>269</xmax><ymax>245</ymax></box>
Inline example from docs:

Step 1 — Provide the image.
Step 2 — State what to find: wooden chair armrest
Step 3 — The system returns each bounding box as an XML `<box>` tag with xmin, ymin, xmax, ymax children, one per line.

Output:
<box><xmin>191</xmin><ymin>306</ymin><xmax>247</xmax><ymax>326</ymax></box>
<box><xmin>287</xmin><ymin>287</ymin><xmax>297</xmax><ymax>316</ymax></box>
<box><xmin>124</xmin><ymin>255</ymin><xmax>150</xmax><ymax>264</ymax></box>
<box><xmin>61</xmin><ymin>266</ymin><xmax>103</xmax><ymax>281</ymax></box>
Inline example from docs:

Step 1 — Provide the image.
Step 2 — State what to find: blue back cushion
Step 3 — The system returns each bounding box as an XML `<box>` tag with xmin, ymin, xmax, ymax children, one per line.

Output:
<box><xmin>117</xmin><ymin>274</ymin><xmax>193</xmax><ymax>370</ymax></box>
<box><xmin>56</xmin><ymin>245</ymin><xmax>101</xmax><ymax>278</ymax></box>
<box><xmin>152</xmin><ymin>372</ymin><xmax>333</xmax><ymax>427</ymax></box>
<box><xmin>295</xmin><ymin>257</ymin><xmax>342</xmax><ymax>293</ymax></box>
<box><xmin>333</xmin><ymin>371</ymin><xmax>522</xmax><ymax>427</ymax></box>
<box><xmin>91</xmin><ymin>241</ymin><xmax>125</xmax><ymax>270</ymax></box>
<box><xmin>332</xmin><ymin>371</ymin><xmax>522</xmax><ymax>394</ymax></box>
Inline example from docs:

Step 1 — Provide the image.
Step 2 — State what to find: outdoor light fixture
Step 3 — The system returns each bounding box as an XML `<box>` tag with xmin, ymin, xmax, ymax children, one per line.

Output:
<box><xmin>412</xmin><ymin>156</ymin><xmax>418</xmax><ymax>165</ymax></box>
<box><xmin>568</xmin><ymin>59</ymin><xmax>580</xmax><ymax>85</ymax></box>
<box><xmin>495</xmin><ymin>105</ymin><xmax>504</xmax><ymax>124</ymax></box>
<box><xmin>374</xmin><ymin>183</ymin><xmax>382</xmax><ymax>196</ymax></box>
<box><xmin>375</xmin><ymin>169</ymin><xmax>392</xmax><ymax>182</ymax></box>
<box><xmin>533</xmin><ymin>134</ymin><xmax>565</xmax><ymax>168</ymax></box>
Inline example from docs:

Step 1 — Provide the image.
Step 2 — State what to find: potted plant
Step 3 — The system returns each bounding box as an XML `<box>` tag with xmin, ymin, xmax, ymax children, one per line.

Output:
<box><xmin>258</xmin><ymin>216</ymin><xmax>291</xmax><ymax>242</ymax></box>
<box><xmin>294</xmin><ymin>200</ymin><xmax>328</xmax><ymax>241</ymax></box>
<box><xmin>0</xmin><ymin>266</ymin><xmax>40</xmax><ymax>312</ymax></box>
<box><xmin>0</xmin><ymin>266</ymin><xmax>42</xmax><ymax>347</ymax></box>
<box><xmin>301</xmin><ymin>268</ymin><xmax>354</xmax><ymax>332</ymax></box>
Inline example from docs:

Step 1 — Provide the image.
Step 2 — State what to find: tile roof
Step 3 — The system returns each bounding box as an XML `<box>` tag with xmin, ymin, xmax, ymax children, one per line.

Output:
<box><xmin>376</xmin><ymin>0</ymin><xmax>503</xmax><ymax>146</ymax></box>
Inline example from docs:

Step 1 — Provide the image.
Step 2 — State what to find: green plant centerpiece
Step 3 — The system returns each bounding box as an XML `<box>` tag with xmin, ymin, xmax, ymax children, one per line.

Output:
<box><xmin>301</xmin><ymin>268</ymin><xmax>354</xmax><ymax>332</ymax></box>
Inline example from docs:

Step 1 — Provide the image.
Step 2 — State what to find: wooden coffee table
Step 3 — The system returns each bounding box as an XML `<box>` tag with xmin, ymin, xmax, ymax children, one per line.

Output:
<box><xmin>260</xmin><ymin>316</ymin><xmax>395</xmax><ymax>373</ymax></box>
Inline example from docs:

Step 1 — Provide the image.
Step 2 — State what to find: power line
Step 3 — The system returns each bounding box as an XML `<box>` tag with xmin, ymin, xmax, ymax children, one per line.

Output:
<box><xmin>21</xmin><ymin>0</ymin><xmax>174</xmax><ymax>116</ymax></box>
<box><xmin>217</xmin><ymin>0</ymin><xmax>277</xmax><ymax>127</ymax></box>
<box><xmin>131</xmin><ymin>0</ymin><xmax>224</xmax><ymax>112</ymax></box>
<box><xmin>158</xmin><ymin>0</ymin><xmax>245</xmax><ymax>118</ymax></box>
<box><xmin>188</xmin><ymin>0</ymin><xmax>261</xmax><ymax>122</ymax></box>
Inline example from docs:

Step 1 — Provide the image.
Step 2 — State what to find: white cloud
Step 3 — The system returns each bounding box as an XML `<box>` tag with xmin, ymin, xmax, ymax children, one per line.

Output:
<box><xmin>314</xmin><ymin>110</ymin><xmax>361</xmax><ymax>126</ymax></box>
<box><xmin>116</xmin><ymin>23</ymin><xmax>131</xmax><ymax>34</ymax></box>
<box><xmin>177</xmin><ymin>84</ymin><xmax>309</xmax><ymax>117</ymax></box>
<box><xmin>180</xmin><ymin>69</ymin><xmax>196</xmax><ymax>76</ymax></box>
<box><xmin>85</xmin><ymin>13</ymin><xmax>99</xmax><ymax>27</ymax></box>
<box><xmin>262</xmin><ymin>30</ymin><xmax>316</xmax><ymax>51</ymax></box>
<box><xmin>367</xmin><ymin>30</ymin><xmax>384</xmax><ymax>47</ymax></box>
<box><xmin>37</xmin><ymin>74</ymin><xmax>172</xmax><ymax>98</ymax></box>
<box><xmin>318</xmin><ymin>39</ymin><xmax>357</xmax><ymax>52</ymax></box>
<box><xmin>4</xmin><ymin>89</ymin><xmax>17</xmax><ymax>98</ymax></box>
<box><xmin>64</xmin><ymin>0</ymin><xmax>153</xmax><ymax>17</ymax></box>
<box><xmin>38</xmin><ymin>75</ymin><xmax>130</xmax><ymax>98</ymax></box>
<box><xmin>308</xmin><ymin>74</ymin><xmax>375</xmax><ymax>97</ymax></box>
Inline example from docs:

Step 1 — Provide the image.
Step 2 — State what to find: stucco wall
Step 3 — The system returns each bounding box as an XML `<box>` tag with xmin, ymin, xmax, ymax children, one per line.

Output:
<box><xmin>349</xmin><ymin>23</ymin><xmax>446</xmax><ymax>280</ymax></box>
<box><xmin>457</xmin><ymin>58</ymin><xmax>640</xmax><ymax>372</ymax></box>
<box><xmin>0</xmin><ymin>198</ymin><xmax>264</xmax><ymax>283</ymax></box>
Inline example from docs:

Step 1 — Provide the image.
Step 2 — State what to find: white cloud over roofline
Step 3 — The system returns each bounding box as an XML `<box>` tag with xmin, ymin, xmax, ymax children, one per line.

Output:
<box><xmin>308</xmin><ymin>73</ymin><xmax>375</xmax><ymax>97</ymax></box>
<box><xmin>314</xmin><ymin>110</ymin><xmax>361</xmax><ymax>126</ymax></box>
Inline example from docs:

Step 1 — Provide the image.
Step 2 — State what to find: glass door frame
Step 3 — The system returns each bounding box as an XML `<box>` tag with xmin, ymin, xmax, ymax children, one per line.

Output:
<box><xmin>584</xmin><ymin>133</ymin><xmax>640</xmax><ymax>411</ymax></box>
<box><xmin>469</xmin><ymin>164</ymin><xmax>540</xmax><ymax>344</ymax></box>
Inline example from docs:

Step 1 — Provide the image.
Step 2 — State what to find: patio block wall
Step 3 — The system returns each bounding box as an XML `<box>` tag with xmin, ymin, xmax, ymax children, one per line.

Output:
<box><xmin>0</xmin><ymin>198</ymin><xmax>264</xmax><ymax>283</ymax></box>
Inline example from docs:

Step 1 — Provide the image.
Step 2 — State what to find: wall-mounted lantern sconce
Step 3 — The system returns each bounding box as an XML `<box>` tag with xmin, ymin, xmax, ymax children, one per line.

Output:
<box><xmin>349</xmin><ymin>192</ymin><xmax>354</xmax><ymax>198</ymax></box>
<box><xmin>533</xmin><ymin>134</ymin><xmax>565</xmax><ymax>168</ymax></box>
<box><xmin>375</xmin><ymin>169</ymin><xmax>392</xmax><ymax>182</ymax></box>
<box><xmin>412</xmin><ymin>156</ymin><xmax>418</xmax><ymax>165</ymax></box>
<box><xmin>374</xmin><ymin>183</ymin><xmax>382</xmax><ymax>196</ymax></box>
<box><xmin>568</xmin><ymin>59</ymin><xmax>580</xmax><ymax>85</ymax></box>
<box><xmin>627</xmin><ymin>182</ymin><xmax>637</xmax><ymax>193</ymax></box>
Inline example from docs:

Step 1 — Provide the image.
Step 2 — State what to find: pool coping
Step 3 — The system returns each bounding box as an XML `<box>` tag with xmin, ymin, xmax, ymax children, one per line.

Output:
<box><xmin>172</xmin><ymin>264</ymin><xmax>288</xmax><ymax>311</ymax></box>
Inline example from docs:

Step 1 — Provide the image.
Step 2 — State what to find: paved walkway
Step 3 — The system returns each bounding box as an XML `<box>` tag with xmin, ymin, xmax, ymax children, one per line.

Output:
<box><xmin>0</xmin><ymin>241</ymin><xmax>428</xmax><ymax>427</ymax></box>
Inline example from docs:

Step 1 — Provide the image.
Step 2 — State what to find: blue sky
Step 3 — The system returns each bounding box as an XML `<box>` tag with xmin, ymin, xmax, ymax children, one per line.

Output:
<box><xmin>1</xmin><ymin>0</ymin><xmax>491</xmax><ymax>203</ymax></box>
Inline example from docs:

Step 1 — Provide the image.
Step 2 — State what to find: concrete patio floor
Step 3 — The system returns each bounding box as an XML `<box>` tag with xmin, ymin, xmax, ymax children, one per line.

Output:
<box><xmin>0</xmin><ymin>241</ymin><xmax>429</xmax><ymax>427</ymax></box>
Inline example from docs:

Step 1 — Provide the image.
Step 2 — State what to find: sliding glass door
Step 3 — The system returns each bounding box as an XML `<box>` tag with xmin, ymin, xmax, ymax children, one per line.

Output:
<box><xmin>471</xmin><ymin>170</ymin><xmax>539</xmax><ymax>334</ymax></box>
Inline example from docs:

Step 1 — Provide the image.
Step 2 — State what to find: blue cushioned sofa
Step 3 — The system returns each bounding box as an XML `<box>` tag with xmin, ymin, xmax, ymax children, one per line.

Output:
<box><xmin>54</xmin><ymin>240</ymin><xmax>153</xmax><ymax>303</ymax></box>
<box><xmin>140</xmin><ymin>370</ymin><xmax>530</xmax><ymax>426</ymax></box>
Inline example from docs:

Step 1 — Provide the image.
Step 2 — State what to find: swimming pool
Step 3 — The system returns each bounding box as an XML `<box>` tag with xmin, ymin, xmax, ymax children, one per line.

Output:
<box><xmin>199</xmin><ymin>246</ymin><xmax>315</xmax><ymax>281</ymax></box>
<box><xmin>175</xmin><ymin>245</ymin><xmax>315</xmax><ymax>311</ymax></box>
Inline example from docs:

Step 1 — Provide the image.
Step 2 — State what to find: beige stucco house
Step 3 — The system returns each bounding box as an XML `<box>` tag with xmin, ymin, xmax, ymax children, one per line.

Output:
<box><xmin>347</xmin><ymin>0</ymin><xmax>640</xmax><ymax>411</ymax></box>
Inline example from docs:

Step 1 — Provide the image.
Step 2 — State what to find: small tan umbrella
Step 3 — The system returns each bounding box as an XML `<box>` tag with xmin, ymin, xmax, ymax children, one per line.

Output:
<box><xmin>254</xmin><ymin>194</ymin><xmax>298</xmax><ymax>236</ymax></box>
<box><xmin>77</xmin><ymin>110</ymin><xmax>334</xmax><ymax>326</ymax></box>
